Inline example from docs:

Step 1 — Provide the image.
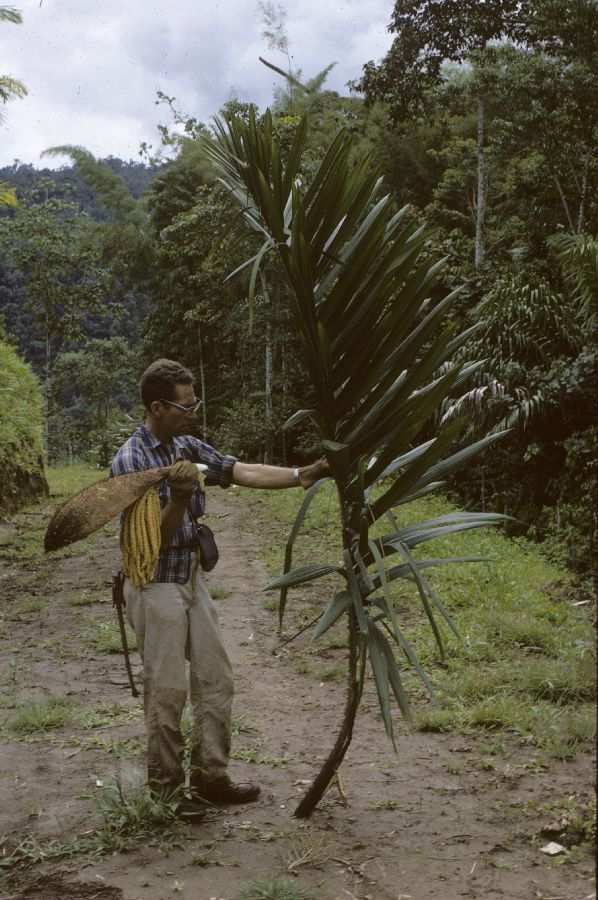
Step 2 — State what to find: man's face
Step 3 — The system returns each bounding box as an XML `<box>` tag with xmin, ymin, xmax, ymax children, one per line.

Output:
<box><xmin>157</xmin><ymin>383</ymin><xmax>200</xmax><ymax>436</ymax></box>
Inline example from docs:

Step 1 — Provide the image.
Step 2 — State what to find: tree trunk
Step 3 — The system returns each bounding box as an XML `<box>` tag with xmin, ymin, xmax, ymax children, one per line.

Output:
<box><xmin>260</xmin><ymin>271</ymin><xmax>274</xmax><ymax>465</ymax></box>
<box><xmin>197</xmin><ymin>323</ymin><xmax>208</xmax><ymax>441</ymax></box>
<box><xmin>553</xmin><ymin>172</ymin><xmax>576</xmax><ymax>233</ymax></box>
<box><xmin>475</xmin><ymin>95</ymin><xmax>486</xmax><ymax>269</ymax></box>
<box><xmin>281</xmin><ymin>334</ymin><xmax>287</xmax><ymax>467</ymax></box>
<box><xmin>577</xmin><ymin>150</ymin><xmax>591</xmax><ymax>234</ymax></box>
<box><xmin>43</xmin><ymin>313</ymin><xmax>50</xmax><ymax>460</ymax></box>
<box><xmin>294</xmin><ymin>497</ymin><xmax>362</xmax><ymax>818</ymax></box>
<box><xmin>294</xmin><ymin>607</ymin><xmax>360</xmax><ymax>818</ymax></box>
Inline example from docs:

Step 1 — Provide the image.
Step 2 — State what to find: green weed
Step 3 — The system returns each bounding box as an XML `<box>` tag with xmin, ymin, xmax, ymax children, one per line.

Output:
<box><xmin>85</xmin><ymin>618</ymin><xmax>137</xmax><ymax>653</ymax></box>
<box><xmin>70</xmin><ymin>590</ymin><xmax>98</xmax><ymax>607</ymax></box>
<box><xmin>262</xmin><ymin>595</ymin><xmax>280</xmax><ymax>612</ymax></box>
<box><xmin>239</xmin><ymin>876</ymin><xmax>313</xmax><ymax>900</ymax></box>
<box><xmin>231</xmin><ymin>714</ymin><xmax>257</xmax><ymax>736</ymax></box>
<box><xmin>444</xmin><ymin>759</ymin><xmax>467</xmax><ymax>775</ymax></box>
<box><xmin>82</xmin><ymin>735</ymin><xmax>144</xmax><ymax>757</ymax></box>
<box><xmin>231</xmin><ymin>748</ymin><xmax>295</xmax><ymax>767</ymax></box>
<box><xmin>210</xmin><ymin>587</ymin><xmax>232</xmax><ymax>600</ymax></box>
<box><xmin>312</xmin><ymin>663</ymin><xmax>346</xmax><ymax>683</ymax></box>
<box><xmin>0</xmin><ymin>778</ymin><xmax>188</xmax><ymax>874</ymax></box>
<box><xmin>231</xmin><ymin>748</ymin><xmax>259</xmax><ymax>763</ymax></box>
<box><xmin>539</xmin><ymin>794</ymin><xmax>596</xmax><ymax>846</ymax></box>
<box><xmin>19</xmin><ymin>598</ymin><xmax>45</xmax><ymax>613</ymax></box>
<box><xmin>9</xmin><ymin>696</ymin><xmax>73</xmax><ymax>735</ymax></box>
<box><xmin>80</xmin><ymin>700</ymin><xmax>142</xmax><ymax>728</ymax></box>
<box><xmin>374</xmin><ymin>798</ymin><xmax>400</xmax><ymax>810</ymax></box>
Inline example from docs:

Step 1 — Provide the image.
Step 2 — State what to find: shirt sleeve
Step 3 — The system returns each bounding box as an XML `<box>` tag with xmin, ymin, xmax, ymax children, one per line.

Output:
<box><xmin>179</xmin><ymin>437</ymin><xmax>237</xmax><ymax>488</ymax></box>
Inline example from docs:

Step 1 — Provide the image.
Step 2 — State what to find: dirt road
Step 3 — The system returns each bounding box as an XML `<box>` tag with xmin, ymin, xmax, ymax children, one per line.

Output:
<box><xmin>0</xmin><ymin>486</ymin><xmax>594</xmax><ymax>899</ymax></box>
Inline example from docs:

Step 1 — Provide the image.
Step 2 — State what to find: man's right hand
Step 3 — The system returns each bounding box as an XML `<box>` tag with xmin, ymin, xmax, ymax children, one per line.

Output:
<box><xmin>167</xmin><ymin>460</ymin><xmax>198</xmax><ymax>507</ymax></box>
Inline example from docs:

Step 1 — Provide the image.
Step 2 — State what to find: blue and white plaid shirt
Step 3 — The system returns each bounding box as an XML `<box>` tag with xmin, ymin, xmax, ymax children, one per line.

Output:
<box><xmin>110</xmin><ymin>424</ymin><xmax>236</xmax><ymax>584</ymax></box>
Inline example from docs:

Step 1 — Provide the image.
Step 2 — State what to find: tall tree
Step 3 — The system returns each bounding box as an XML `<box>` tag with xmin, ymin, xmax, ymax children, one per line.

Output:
<box><xmin>354</xmin><ymin>0</ymin><xmax>525</xmax><ymax>267</ymax></box>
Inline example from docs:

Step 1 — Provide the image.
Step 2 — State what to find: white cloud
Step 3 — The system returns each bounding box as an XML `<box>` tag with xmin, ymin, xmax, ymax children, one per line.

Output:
<box><xmin>0</xmin><ymin>0</ymin><xmax>393</xmax><ymax>167</ymax></box>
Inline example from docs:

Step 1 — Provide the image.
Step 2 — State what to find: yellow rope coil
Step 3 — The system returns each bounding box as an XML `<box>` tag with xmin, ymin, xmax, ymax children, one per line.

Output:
<box><xmin>120</xmin><ymin>486</ymin><xmax>161</xmax><ymax>588</ymax></box>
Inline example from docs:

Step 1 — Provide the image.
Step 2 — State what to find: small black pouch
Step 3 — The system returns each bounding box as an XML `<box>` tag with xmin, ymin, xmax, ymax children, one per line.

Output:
<box><xmin>196</xmin><ymin>523</ymin><xmax>219</xmax><ymax>571</ymax></box>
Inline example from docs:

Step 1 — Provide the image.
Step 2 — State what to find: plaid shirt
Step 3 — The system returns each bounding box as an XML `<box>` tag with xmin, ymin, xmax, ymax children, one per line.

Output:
<box><xmin>110</xmin><ymin>424</ymin><xmax>236</xmax><ymax>584</ymax></box>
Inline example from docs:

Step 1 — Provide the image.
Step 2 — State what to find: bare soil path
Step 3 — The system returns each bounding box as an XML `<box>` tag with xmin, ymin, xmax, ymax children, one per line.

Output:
<box><xmin>0</xmin><ymin>486</ymin><xmax>595</xmax><ymax>900</ymax></box>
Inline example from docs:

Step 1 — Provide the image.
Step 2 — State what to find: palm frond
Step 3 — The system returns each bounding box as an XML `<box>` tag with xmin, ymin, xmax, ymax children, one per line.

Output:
<box><xmin>201</xmin><ymin>110</ymin><xmax>507</xmax><ymax>792</ymax></box>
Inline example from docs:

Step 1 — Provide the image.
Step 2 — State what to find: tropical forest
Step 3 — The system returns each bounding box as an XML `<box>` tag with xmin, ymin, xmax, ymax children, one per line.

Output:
<box><xmin>0</xmin><ymin>2</ymin><xmax>595</xmax><ymax>898</ymax></box>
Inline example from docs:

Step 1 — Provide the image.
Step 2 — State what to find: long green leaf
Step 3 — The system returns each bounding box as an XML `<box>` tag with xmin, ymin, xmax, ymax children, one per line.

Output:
<box><xmin>276</xmin><ymin>477</ymin><xmax>334</xmax><ymax>625</ymax></box>
<box><xmin>367</xmin><ymin>622</ymin><xmax>394</xmax><ymax>742</ymax></box>
<box><xmin>264</xmin><ymin>563</ymin><xmax>341</xmax><ymax>592</ymax></box>
<box><xmin>312</xmin><ymin>590</ymin><xmax>352</xmax><ymax>639</ymax></box>
<box><xmin>343</xmin><ymin>548</ymin><xmax>369</xmax><ymax>635</ymax></box>
<box><xmin>282</xmin><ymin>408</ymin><xmax>317</xmax><ymax>430</ymax></box>
<box><xmin>371</xmin><ymin>623</ymin><xmax>413</xmax><ymax>723</ymax></box>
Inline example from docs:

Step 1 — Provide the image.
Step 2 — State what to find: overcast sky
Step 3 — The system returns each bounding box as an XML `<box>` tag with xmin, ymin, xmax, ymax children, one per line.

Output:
<box><xmin>0</xmin><ymin>0</ymin><xmax>394</xmax><ymax>169</ymax></box>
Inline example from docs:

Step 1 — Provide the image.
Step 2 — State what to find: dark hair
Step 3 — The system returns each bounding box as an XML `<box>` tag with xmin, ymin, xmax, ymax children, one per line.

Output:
<box><xmin>140</xmin><ymin>358</ymin><xmax>194</xmax><ymax>410</ymax></box>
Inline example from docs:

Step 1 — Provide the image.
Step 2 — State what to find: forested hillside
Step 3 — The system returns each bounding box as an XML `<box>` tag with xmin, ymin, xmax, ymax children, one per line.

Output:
<box><xmin>0</xmin><ymin>0</ymin><xmax>595</xmax><ymax>580</ymax></box>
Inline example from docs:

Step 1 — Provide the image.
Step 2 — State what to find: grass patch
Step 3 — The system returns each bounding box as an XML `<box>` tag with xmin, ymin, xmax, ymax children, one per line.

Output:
<box><xmin>239</xmin><ymin>877</ymin><xmax>313</xmax><ymax>900</ymax></box>
<box><xmin>19</xmin><ymin>598</ymin><xmax>46</xmax><ymax>613</ymax></box>
<box><xmin>85</xmin><ymin>618</ymin><xmax>137</xmax><ymax>653</ymax></box>
<box><xmin>47</xmin><ymin>464</ymin><xmax>109</xmax><ymax>500</ymax></box>
<box><xmin>0</xmin><ymin>778</ymin><xmax>188</xmax><ymax>874</ymax></box>
<box><xmin>8</xmin><ymin>696</ymin><xmax>73</xmax><ymax>735</ymax></box>
<box><xmin>231</xmin><ymin>748</ymin><xmax>295</xmax><ymax>767</ymax></box>
<box><xmin>262</xmin><ymin>595</ymin><xmax>280</xmax><ymax>612</ymax></box>
<box><xmin>0</xmin><ymin>465</ymin><xmax>110</xmax><ymax>568</ymax></box>
<box><xmin>82</xmin><ymin>735</ymin><xmax>145</xmax><ymax>757</ymax></box>
<box><xmin>210</xmin><ymin>586</ymin><xmax>232</xmax><ymax>600</ymax></box>
<box><xmin>80</xmin><ymin>700</ymin><xmax>142</xmax><ymax>728</ymax></box>
<box><xmin>312</xmin><ymin>663</ymin><xmax>346</xmax><ymax>683</ymax></box>
<box><xmin>70</xmin><ymin>590</ymin><xmax>98</xmax><ymax>607</ymax></box>
<box><xmin>537</xmin><ymin>794</ymin><xmax>596</xmax><ymax>847</ymax></box>
<box><xmin>243</xmin><ymin>486</ymin><xmax>596</xmax><ymax>757</ymax></box>
<box><xmin>231</xmin><ymin>714</ymin><xmax>257</xmax><ymax>736</ymax></box>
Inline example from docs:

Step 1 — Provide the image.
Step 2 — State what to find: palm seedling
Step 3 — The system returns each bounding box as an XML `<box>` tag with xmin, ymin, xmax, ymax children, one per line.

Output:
<box><xmin>202</xmin><ymin>110</ymin><xmax>507</xmax><ymax>817</ymax></box>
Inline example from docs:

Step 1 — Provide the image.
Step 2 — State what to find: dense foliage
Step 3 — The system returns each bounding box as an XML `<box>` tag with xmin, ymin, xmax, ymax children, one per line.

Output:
<box><xmin>0</xmin><ymin>0</ymin><xmax>595</xmax><ymax>573</ymax></box>
<box><xmin>0</xmin><ymin>338</ymin><xmax>48</xmax><ymax>513</ymax></box>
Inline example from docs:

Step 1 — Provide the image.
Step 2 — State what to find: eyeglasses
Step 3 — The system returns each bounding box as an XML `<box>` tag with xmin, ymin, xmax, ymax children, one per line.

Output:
<box><xmin>159</xmin><ymin>398</ymin><xmax>203</xmax><ymax>416</ymax></box>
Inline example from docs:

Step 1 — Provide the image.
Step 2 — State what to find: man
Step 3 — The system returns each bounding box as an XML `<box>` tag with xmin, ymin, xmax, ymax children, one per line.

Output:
<box><xmin>110</xmin><ymin>358</ymin><xmax>327</xmax><ymax>819</ymax></box>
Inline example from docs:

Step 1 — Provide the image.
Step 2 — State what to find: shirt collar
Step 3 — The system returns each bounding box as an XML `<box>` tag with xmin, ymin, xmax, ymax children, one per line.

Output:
<box><xmin>138</xmin><ymin>423</ymin><xmax>187</xmax><ymax>459</ymax></box>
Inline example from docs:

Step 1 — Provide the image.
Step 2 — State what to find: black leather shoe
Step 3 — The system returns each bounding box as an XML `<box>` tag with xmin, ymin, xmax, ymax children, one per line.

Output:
<box><xmin>192</xmin><ymin>776</ymin><xmax>261</xmax><ymax>804</ymax></box>
<box><xmin>176</xmin><ymin>796</ymin><xmax>207</xmax><ymax>820</ymax></box>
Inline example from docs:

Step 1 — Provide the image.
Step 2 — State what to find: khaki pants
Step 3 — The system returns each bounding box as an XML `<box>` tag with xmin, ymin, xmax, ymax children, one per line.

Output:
<box><xmin>124</xmin><ymin>562</ymin><xmax>233</xmax><ymax>793</ymax></box>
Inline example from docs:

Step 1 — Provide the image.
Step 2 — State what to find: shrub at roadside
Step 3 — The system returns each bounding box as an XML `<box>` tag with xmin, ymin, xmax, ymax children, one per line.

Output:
<box><xmin>0</xmin><ymin>338</ymin><xmax>48</xmax><ymax>515</ymax></box>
